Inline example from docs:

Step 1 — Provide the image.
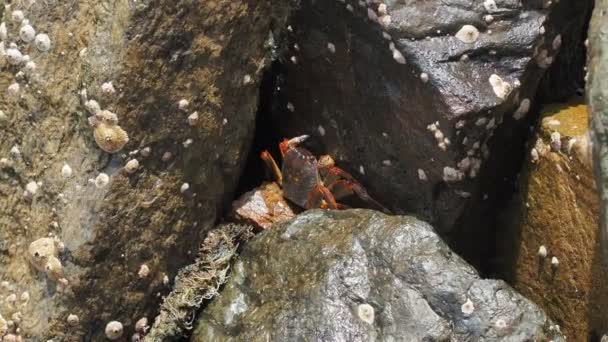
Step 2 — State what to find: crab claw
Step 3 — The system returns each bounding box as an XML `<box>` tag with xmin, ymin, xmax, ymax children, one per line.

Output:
<box><xmin>280</xmin><ymin>135</ymin><xmax>310</xmax><ymax>155</ymax></box>
<box><xmin>287</xmin><ymin>135</ymin><xmax>309</xmax><ymax>146</ymax></box>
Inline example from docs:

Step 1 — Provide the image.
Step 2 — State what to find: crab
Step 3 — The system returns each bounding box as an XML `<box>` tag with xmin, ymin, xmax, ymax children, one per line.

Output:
<box><xmin>261</xmin><ymin>135</ymin><xmax>389</xmax><ymax>213</ymax></box>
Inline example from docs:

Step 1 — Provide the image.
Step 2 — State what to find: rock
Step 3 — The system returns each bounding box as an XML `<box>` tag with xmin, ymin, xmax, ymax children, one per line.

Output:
<box><xmin>231</xmin><ymin>182</ymin><xmax>298</xmax><ymax>230</ymax></box>
<box><xmin>0</xmin><ymin>1</ymin><xmax>289</xmax><ymax>340</ymax></box>
<box><xmin>497</xmin><ymin>99</ymin><xmax>608</xmax><ymax>339</ymax></box>
<box><xmin>193</xmin><ymin>209</ymin><xmax>564</xmax><ymax>341</ymax></box>
<box><xmin>588</xmin><ymin>0</ymin><xmax>608</xmax><ymax>265</ymax></box>
<box><xmin>267</xmin><ymin>0</ymin><xmax>593</xmax><ymax>250</ymax></box>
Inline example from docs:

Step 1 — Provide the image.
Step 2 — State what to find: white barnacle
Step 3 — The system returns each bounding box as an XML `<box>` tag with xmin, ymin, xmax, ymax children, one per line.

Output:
<box><xmin>379</xmin><ymin>15</ymin><xmax>391</xmax><ymax>29</ymax></box>
<box><xmin>536</xmin><ymin>49</ymin><xmax>553</xmax><ymax>69</ymax></box>
<box><xmin>530</xmin><ymin>148</ymin><xmax>539</xmax><ymax>163</ymax></box>
<box><xmin>67</xmin><ymin>314</ymin><xmax>79</xmax><ymax>326</ymax></box>
<box><xmin>484</xmin><ymin>15</ymin><xmax>494</xmax><ymax>23</ymax></box>
<box><xmin>420</xmin><ymin>73</ymin><xmax>429</xmax><ymax>83</ymax></box>
<box><xmin>359</xmin><ymin>165</ymin><xmax>366</xmax><ymax>175</ymax></box>
<box><xmin>180</xmin><ymin>182</ymin><xmax>190</xmax><ymax>193</ymax></box>
<box><xmin>25</xmin><ymin>181</ymin><xmax>38</xmax><ymax>197</ymax></box>
<box><xmin>101</xmin><ymin>81</ymin><xmax>116</xmax><ymax>95</ymax></box>
<box><xmin>513</xmin><ymin>98</ymin><xmax>531</xmax><ymax>120</ymax></box>
<box><xmin>455</xmin><ymin>25</ymin><xmax>479</xmax><ymax>44</ymax></box>
<box><xmin>378</xmin><ymin>3</ymin><xmax>387</xmax><ymax>15</ymax></box>
<box><xmin>461</xmin><ymin>298</ymin><xmax>475</xmax><ymax>316</ymax></box>
<box><xmin>84</xmin><ymin>99</ymin><xmax>101</xmax><ymax>115</ymax></box>
<box><xmin>19</xmin><ymin>24</ymin><xmax>35</xmax><ymax>43</ymax></box>
<box><xmin>182</xmin><ymin>138</ymin><xmax>193</xmax><ymax>148</ymax></box>
<box><xmin>34</xmin><ymin>33</ymin><xmax>51</xmax><ymax>52</ymax></box>
<box><xmin>392</xmin><ymin>48</ymin><xmax>406</xmax><ymax>64</ymax></box>
<box><xmin>317</xmin><ymin>125</ymin><xmax>326</xmax><ymax>136</ymax></box>
<box><xmin>94</xmin><ymin>173</ymin><xmax>110</xmax><ymax>188</ymax></box>
<box><xmin>7</xmin><ymin>83</ymin><xmax>20</xmax><ymax>98</ymax></box>
<box><xmin>242</xmin><ymin>74</ymin><xmax>253</xmax><ymax>85</ymax></box>
<box><xmin>550</xmin><ymin>132</ymin><xmax>561</xmax><ymax>152</ymax></box>
<box><xmin>443</xmin><ymin>167</ymin><xmax>464</xmax><ymax>182</ymax></box>
<box><xmin>552</xmin><ymin>34</ymin><xmax>562</xmax><ymax>50</ymax></box>
<box><xmin>488</xmin><ymin>74</ymin><xmax>512</xmax><ymax>100</ymax></box>
<box><xmin>11</xmin><ymin>10</ymin><xmax>24</xmax><ymax>23</ymax></box>
<box><xmin>418</xmin><ymin>169</ymin><xmax>428</xmax><ymax>181</ymax></box>
<box><xmin>140</xmin><ymin>147</ymin><xmax>151</xmax><ymax>157</ymax></box>
<box><xmin>346</xmin><ymin>4</ymin><xmax>354</xmax><ymax>11</ymax></box>
<box><xmin>495</xmin><ymin>318</ymin><xmax>508</xmax><ymax>330</ymax></box>
<box><xmin>327</xmin><ymin>42</ymin><xmax>336</xmax><ymax>54</ymax></box>
<box><xmin>61</xmin><ymin>164</ymin><xmax>73</xmax><ymax>178</ymax></box>
<box><xmin>6</xmin><ymin>48</ymin><xmax>24</xmax><ymax>65</ymax></box>
<box><xmin>0</xmin><ymin>22</ymin><xmax>7</xmax><ymax>41</ymax></box>
<box><xmin>135</xmin><ymin>317</ymin><xmax>149</xmax><ymax>334</ymax></box>
<box><xmin>538</xmin><ymin>245</ymin><xmax>548</xmax><ymax>258</ymax></box>
<box><xmin>551</xmin><ymin>256</ymin><xmax>559</xmax><ymax>269</ymax></box>
<box><xmin>287</xmin><ymin>102</ymin><xmax>295</xmax><ymax>112</ymax></box>
<box><xmin>105</xmin><ymin>321</ymin><xmax>124</xmax><ymax>340</ymax></box>
<box><xmin>483</xmin><ymin>0</ymin><xmax>498</xmax><ymax>12</ymax></box>
<box><xmin>124</xmin><ymin>159</ymin><xmax>139</xmax><ymax>174</ymax></box>
<box><xmin>178</xmin><ymin>98</ymin><xmax>189</xmax><ymax>111</ymax></box>
<box><xmin>357</xmin><ymin>303</ymin><xmax>375</xmax><ymax>325</ymax></box>
<box><xmin>187</xmin><ymin>111</ymin><xmax>199</xmax><ymax>126</ymax></box>
<box><xmin>138</xmin><ymin>264</ymin><xmax>150</xmax><ymax>278</ymax></box>
<box><xmin>23</xmin><ymin>60</ymin><xmax>36</xmax><ymax>74</ymax></box>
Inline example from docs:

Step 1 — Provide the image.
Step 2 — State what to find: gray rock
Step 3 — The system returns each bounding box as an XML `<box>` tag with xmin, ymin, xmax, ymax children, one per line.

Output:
<box><xmin>0</xmin><ymin>1</ymin><xmax>289</xmax><ymax>340</ymax></box>
<box><xmin>588</xmin><ymin>0</ymin><xmax>608</xmax><ymax>264</ymax></box>
<box><xmin>268</xmin><ymin>0</ymin><xmax>592</xmax><ymax>238</ymax></box>
<box><xmin>193</xmin><ymin>209</ymin><xmax>563</xmax><ymax>341</ymax></box>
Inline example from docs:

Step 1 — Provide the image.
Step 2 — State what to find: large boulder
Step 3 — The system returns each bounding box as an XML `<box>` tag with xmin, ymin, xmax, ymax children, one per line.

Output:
<box><xmin>266</xmin><ymin>0</ymin><xmax>592</xmax><ymax>263</ymax></box>
<box><xmin>497</xmin><ymin>99</ymin><xmax>608</xmax><ymax>340</ymax></box>
<box><xmin>193</xmin><ymin>209</ymin><xmax>564</xmax><ymax>341</ymax></box>
<box><xmin>0</xmin><ymin>1</ymin><xmax>288</xmax><ymax>340</ymax></box>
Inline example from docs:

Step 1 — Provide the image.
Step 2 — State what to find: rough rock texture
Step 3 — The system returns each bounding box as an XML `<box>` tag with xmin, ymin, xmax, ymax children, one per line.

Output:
<box><xmin>268</xmin><ymin>0</ymin><xmax>593</xmax><ymax>266</ymax></box>
<box><xmin>193</xmin><ymin>209</ymin><xmax>564</xmax><ymax>341</ymax></box>
<box><xmin>588</xmin><ymin>0</ymin><xmax>608</xmax><ymax>266</ymax></box>
<box><xmin>0</xmin><ymin>1</ymin><xmax>288</xmax><ymax>340</ymax></box>
<box><xmin>497</xmin><ymin>99</ymin><xmax>608</xmax><ymax>340</ymax></box>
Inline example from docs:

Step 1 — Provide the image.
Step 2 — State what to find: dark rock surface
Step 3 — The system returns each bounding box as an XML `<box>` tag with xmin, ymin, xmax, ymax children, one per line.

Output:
<box><xmin>0</xmin><ymin>1</ymin><xmax>289</xmax><ymax>340</ymax></box>
<box><xmin>193</xmin><ymin>209</ymin><xmax>564</xmax><ymax>342</ymax></box>
<box><xmin>267</xmin><ymin>0</ymin><xmax>593</xmax><ymax>264</ymax></box>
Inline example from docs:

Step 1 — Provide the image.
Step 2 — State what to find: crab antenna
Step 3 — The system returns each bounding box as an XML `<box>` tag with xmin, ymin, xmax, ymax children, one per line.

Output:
<box><xmin>287</xmin><ymin>135</ymin><xmax>309</xmax><ymax>146</ymax></box>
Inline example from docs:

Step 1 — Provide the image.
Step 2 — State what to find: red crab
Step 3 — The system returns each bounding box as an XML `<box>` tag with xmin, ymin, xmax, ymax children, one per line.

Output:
<box><xmin>260</xmin><ymin>135</ymin><xmax>389</xmax><ymax>213</ymax></box>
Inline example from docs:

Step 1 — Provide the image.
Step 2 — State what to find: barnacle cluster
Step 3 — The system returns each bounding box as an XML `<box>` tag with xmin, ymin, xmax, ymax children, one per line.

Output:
<box><xmin>27</xmin><ymin>237</ymin><xmax>65</xmax><ymax>282</ymax></box>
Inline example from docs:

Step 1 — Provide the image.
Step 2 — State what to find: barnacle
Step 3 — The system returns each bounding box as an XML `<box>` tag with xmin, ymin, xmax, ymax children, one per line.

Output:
<box><xmin>92</xmin><ymin>121</ymin><xmax>129</xmax><ymax>153</ymax></box>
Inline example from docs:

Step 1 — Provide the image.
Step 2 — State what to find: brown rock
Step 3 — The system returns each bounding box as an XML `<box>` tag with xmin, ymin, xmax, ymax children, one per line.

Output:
<box><xmin>498</xmin><ymin>98</ymin><xmax>608</xmax><ymax>340</ymax></box>
<box><xmin>0</xmin><ymin>1</ymin><xmax>289</xmax><ymax>340</ymax></box>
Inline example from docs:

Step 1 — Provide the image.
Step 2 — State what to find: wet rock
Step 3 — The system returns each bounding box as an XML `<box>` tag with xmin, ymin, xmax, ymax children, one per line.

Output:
<box><xmin>193</xmin><ymin>209</ymin><xmax>564</xmax><ymax>341</ymax></box>
<box><xmin>498</xmin><ymin>99</ymin><xmax>608</xmax><ymax>339</ymax></box>
<box><xmin>588</xmin><ymin>0</ymin><xmax>608</xmax><ymax>266</ymax></box>
<box><xmin>0</xmin><ymin>1</ymin><xmax>289</xmax><ymax>340</ymax></box>
<box><xmin>268</xmin><ymin>0</ymin><xmax>593</xmax><ymax>252</ymax></box>
<box><xmin>231</xmin><ymin>182</ymin><xmax>298</xmax><ymax>230</ymax></box>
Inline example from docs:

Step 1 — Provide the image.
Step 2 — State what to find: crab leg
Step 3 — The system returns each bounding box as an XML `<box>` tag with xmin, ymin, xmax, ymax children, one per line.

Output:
<box><xmin>260</xmin><ymin>151</ymin><xmax>283</xmax><ymax>185</ymax></box>
<box><xmin>328</xmin><ymin>180</ymin><xmax>391</xmax><ymax>214</ymax></box>
<box><xmin>320</xmin><ymin>165</ymin><xmax>360</xmax><ymax>187</ymax></box>
<box><xmin>305</xmin><ymin>185</ymin><xmax>338</xmax><ymax>209</ymax></box>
